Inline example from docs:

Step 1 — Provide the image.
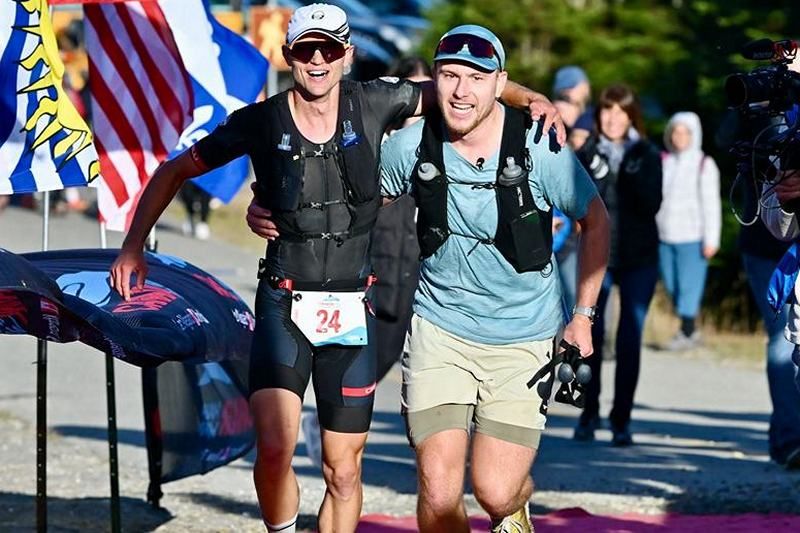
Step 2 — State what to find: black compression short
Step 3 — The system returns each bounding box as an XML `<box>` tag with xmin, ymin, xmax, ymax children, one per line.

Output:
<box><xmin>248</xmin><ymin>280</ymin><xmax>377</xmax><ymax>433</ymax></box>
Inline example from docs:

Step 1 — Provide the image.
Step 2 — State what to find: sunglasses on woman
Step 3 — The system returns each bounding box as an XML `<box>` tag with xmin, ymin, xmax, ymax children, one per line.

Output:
<box><xmin>436</xmin><ymin>34</ymin><xmax>497</xmax><ymax>61</ymax></box>
<box><xmin>287</xmin><ymin>41</ymin><xmax>347</xmax><ymax>64</ymax></box>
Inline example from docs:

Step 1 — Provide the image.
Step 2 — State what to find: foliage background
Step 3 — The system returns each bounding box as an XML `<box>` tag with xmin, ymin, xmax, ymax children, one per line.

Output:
<box><xmin>417</xmin><ymin>0</ymin><xmax>800</xmax><ymax>331</ymax></box>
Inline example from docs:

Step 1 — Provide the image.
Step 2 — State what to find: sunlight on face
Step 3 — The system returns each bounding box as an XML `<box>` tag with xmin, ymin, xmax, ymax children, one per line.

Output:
<box><xmin>435</xmin><ymin>62</ymin><xmax>506</xmax><ymax>137</ymax></box>
<box><xmin>284</xmin><ymin>35</ymin><xmax>354</xmax><ymax>100</ymax></box>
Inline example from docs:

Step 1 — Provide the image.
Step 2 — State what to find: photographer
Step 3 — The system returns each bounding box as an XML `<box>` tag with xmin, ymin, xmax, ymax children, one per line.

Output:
<box><xmin>757</xmin><ymin>56</ymin><xmax>800</xmax><ymax>470</ymax></box>
<box><xmin>725</xmin><ymin>39</ymin><xmax>800</xmax><ymax>469</ymax></box>
<box><xmin>759</xmin><ymin>58</ymin><xmax>800</xmax><ymax>371</ymax></box>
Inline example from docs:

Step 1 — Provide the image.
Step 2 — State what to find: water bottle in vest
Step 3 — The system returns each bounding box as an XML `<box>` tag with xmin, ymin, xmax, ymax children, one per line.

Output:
<box><xmin>499</xmin><ymin>156</ymin><xmax>526</xmax><ymax>208</ymax></box>
<box><xmin>418</xmin><ymin>162</ymin><xmax>440</xmax><ymax>182</ymax></box>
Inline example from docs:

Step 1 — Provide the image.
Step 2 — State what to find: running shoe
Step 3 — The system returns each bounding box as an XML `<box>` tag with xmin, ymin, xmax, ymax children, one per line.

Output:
<box><xmin>194</xmin><ymin>222</ymin><xmax>211</xmax><ymax>240</ymax></box>
<box><xmin>490</xmin><ymin>502</ymin><xmax>533</xmax><ymax>533</ymax></box>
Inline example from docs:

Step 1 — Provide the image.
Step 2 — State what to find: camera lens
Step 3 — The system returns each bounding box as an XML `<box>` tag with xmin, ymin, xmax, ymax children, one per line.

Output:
<box><xmin>557</xmin><ymin>363</ymin><xmax>575</xmax><ymax>383</ymax></box>
<box><xmin>576</xmin><ymin>364</ymin><xmax>592</xmax><ymax>385</ymax></box>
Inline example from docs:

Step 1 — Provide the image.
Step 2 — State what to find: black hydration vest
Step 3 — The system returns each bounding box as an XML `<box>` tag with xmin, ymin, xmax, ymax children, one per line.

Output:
<box><xmin>412</xmin><ymin>106</ymin><xmax>554</xmax><ymax>273</ymax></box>
<box><xmin>255</xmin><ymin>80</ymin><xmax>381</xmax><ymax>244</ymax></box>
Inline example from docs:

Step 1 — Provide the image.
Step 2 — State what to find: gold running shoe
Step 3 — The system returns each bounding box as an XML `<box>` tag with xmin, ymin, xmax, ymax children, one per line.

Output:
<box><xmin>490</xmin><ymin>503</ymin><xmax>533</xmax><ymax>533</ymax></box>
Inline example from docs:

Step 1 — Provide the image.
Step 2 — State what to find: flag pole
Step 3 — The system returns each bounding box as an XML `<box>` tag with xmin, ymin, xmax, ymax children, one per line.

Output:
<box><xmin>98</xmin><ymin>220</ymin><xmax>122</xmax><ymax>533</ymax></box>
<box><xmin>36</xmin><ymin>191</ymin><xmax>50</xmax><ymax>533</ymax></box>
<box><xmin>266</xmin><ymin>0</ymin><xmax>278</xmax><ymax>97</ymax></box>
<box><xmin>100</xmin><ymin>221</ymin><xmax>108</xmax><ymax>249</ymax></box>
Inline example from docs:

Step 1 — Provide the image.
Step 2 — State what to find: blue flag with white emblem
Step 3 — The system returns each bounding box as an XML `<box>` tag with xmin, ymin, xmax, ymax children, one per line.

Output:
<box><xmin>0</xmin><ymin>0</ymin><xmax>100</xmax><ymax>195</ymax></box>
<box><xmin>163</xmin><ymin>0</ymin><xmax>268</xmax><ymax>203</ymax></box>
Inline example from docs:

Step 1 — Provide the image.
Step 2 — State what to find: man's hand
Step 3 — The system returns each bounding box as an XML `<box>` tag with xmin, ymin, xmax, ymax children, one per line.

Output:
<box><xmin>529</xmin><ymin>96</ymin><xmax>567</xmax><ymax>147</ymax></box>
<box><xmin>110</xmin><ymin>247</ymin><xmax>148</xmax><ymax>302</ymax></box>
<box><xmin>246</xmin><ymin>183</ymin><xmax>279</xmax><ymax>240</ymax></box>
<box><xmin>562</xmin><ymin>315</ymin><xmax>594</xmax><ymax>358</ymax></box>
<box><xmin>774</xmin><ymin>169</ymin><xmax>800</xmax><ymax>207</ymax></box>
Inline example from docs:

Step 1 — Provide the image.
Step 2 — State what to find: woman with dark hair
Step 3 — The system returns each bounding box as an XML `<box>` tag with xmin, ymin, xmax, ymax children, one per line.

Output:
<box><xmin>574</xmin><ymin>84</ymin><xmax>662</xmax><ymax>446</ymax></box>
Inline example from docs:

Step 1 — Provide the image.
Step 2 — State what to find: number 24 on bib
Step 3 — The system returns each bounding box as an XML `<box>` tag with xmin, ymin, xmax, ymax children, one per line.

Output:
<box><xmin>290</xmin><ymin>291</ymin><xmax>368</xmax><ymax>347</ymax></box>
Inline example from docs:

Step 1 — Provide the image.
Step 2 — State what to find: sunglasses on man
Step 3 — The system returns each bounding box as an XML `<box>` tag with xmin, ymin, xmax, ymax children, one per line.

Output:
<box><xmin>436</xmin><ymin>34</ymin><xmax>498</xmax><ymax>63</ymax></box>
<box><xmin>286</xmin><ymin>40</ymin><xmax>347</xmax><ymax>64</ymax></box>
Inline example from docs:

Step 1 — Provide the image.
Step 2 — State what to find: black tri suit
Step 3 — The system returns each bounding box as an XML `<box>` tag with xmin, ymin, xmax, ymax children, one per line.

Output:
<box><xmin>192</xmin><ymin>79</ymin><xmax>420</xmax><ymax>432</ymax></box>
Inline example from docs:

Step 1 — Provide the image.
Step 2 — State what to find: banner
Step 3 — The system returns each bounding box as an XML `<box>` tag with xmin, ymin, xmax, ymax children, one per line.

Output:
<box><xmin>0</xmin><ymin>247</ymin><xmax>255</xmax><ymax>493</ymax></box>
<box><xmin>0</xmin><ymin>247</ymin><xmax>253</xmax><ymax>367</ymax></box>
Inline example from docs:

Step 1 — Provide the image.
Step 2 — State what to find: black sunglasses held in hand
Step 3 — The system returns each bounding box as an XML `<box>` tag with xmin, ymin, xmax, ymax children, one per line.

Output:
<box><xmin>436</xmin><ymin>34</ymin><xmax>496</xmax><ymax>61</ymax></box>
<box><xmin>288</xmin><ymin>41</ymin><xmax>346</xmax><ymax>63</ymax></box>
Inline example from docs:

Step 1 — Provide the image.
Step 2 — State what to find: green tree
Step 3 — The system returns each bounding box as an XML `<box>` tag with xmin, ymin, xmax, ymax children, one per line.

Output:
<box><xmin>419</xmin><ymin>0</ymin><xmax>800</xmax><ymax>330</ymax></box>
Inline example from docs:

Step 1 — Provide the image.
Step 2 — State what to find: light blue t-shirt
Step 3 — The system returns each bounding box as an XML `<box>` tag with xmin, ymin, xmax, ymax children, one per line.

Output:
<box><xmin>380</xmin><ymin>112</ymin><xmax>599</xmax><ymax>344</ymax></box>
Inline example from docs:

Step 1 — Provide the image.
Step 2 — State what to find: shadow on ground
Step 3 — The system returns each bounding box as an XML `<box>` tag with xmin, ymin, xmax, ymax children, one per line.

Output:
<box><xmin>0</xmin><ymin>491</ymin><xmax>172</xmax><ymax>532</ymax></box>
<box><xmin>52</xmin><ymin>401</ymin><xmax>800</xmax><ymax>516</ymax></box>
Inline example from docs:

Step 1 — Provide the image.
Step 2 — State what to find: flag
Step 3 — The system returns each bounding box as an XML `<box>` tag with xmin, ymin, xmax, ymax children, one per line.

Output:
<box><xmin>0</xmin><ymin>0</ymin><xmax>100</xmax><ymax>195</ymax></box>
<box><xmin>163</xmin><ymin>0</ymin><xmax>268</xmax><ymax>204</ymax></box>
<box><xmin>85</xmin><ymin>0</ymin><xmax>193</xmax><ymax>231</ymax></box>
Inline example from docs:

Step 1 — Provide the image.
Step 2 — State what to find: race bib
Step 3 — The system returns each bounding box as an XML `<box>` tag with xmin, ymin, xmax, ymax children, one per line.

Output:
<box><xmin>290</xmin><ymin>290</ymin><xmax>368</xmax><ymax>346</ymax></box>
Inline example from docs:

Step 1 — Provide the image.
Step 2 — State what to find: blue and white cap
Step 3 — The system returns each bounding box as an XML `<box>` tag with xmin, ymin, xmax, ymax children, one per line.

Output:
<box><xmin>433</xmin><ymin>24</ymin><xmax>506</xmax><ymax>72</ymax></box>
<box><xmin>287</xmin><ymin>3</ymin><xmax>351</xmax><ymax>46</ymax></box>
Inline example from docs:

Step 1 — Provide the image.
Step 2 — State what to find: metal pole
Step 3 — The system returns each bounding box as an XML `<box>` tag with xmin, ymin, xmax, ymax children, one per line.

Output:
<box><xmin>99</xmin><ymin>221</ymin><xmax>122</xmax><ymax>532</ymax></box>
<box><xmin>36</xmin><ymin>191</ymin><xmax>50</xmax><ymax>533</ymax></box>
<box><xmin>266</xmin><ymin>0</ymin><xmax>278</xmax><ymax>97</ymax></box>
<box><xmin>106</xmin><ymin>354</ymin><xmax>121</xmax><ymax>532</ymax></box>
<box><xmin>41</xmin><ymin>192</ymin><xmax>49</xmax><ymax>251</ymax></box>
<box><xmin>35</xmin><ymin>340</ymin><xmax>47</xmax><ymax>532</ymax></box>
<box><xmin>99</xmin><ymin>221</ymin><xmax>107</xmax><ymax>250</ymax></box>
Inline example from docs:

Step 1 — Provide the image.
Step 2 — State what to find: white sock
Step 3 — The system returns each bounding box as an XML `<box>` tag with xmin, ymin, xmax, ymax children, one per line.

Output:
<box><xmin>265</xmin><ymin>513</ymin><xmax>298</xmax><ymax>533</ymax></box>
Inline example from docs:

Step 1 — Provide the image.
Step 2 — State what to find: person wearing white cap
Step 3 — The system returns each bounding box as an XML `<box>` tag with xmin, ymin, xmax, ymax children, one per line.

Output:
<box><xmin>375</xmin><ymin>25</ymin><xmax>609</xmax><ymax>533</ymax></box>
<box><xmin>180</xmin><ymin>5</ymin><xmax>570</xmax><ymax>531</ymax></box>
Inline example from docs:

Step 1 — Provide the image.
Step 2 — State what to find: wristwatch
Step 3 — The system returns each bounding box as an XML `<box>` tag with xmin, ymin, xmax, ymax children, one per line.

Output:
<box><xmin>572</xmin><ymin>305</ymin><xmax>598</xmax><ymax>324</ymax></box>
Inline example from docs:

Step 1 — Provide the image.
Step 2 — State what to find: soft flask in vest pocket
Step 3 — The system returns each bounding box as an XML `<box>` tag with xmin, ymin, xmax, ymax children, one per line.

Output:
<box><xmin>337</xmin><ymin>120</ymin><xmax>379</xmax><ymax>204</ymax></box>
<box><xmin>414</xmin><ymin>162</ymin><xmax>449</xmax><ymax>257</ymax></box>
<box><xmin>497</xmin><ymin>157</ymin><xmax>553</xmax><ymax>272</ymax></box>
<box><xmin>257</xmin><ymin>135</ymin><xmax>303</xmax><ymax>212</ymax></box>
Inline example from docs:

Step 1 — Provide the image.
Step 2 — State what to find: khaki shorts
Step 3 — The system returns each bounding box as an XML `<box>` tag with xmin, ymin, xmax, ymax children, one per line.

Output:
<box><xmin>402</xmin><ymin>314</ymin><xmax>553</xmax><ymax>449</ymax></box>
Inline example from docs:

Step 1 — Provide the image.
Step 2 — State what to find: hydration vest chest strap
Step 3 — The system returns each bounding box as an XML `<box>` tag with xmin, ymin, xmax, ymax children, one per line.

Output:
<box><xmin>254</xmin><ymin>83</ymin><xmax>381</xmax><ymax>243</ymax></box>
<box><xmin>412</xmin><ymin>106</ymin><xmax>554</xmax><ymax>273</ymax></box>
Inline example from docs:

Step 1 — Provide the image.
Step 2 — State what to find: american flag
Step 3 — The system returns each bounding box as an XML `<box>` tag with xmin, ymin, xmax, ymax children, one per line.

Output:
<box><xmin>84</xmin><ymin>0</ymin><xmax>193</xmax><ymax>231</ymax></box>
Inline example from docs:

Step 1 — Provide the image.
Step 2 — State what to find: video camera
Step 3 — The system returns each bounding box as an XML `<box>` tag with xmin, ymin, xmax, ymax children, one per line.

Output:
<box><xmin>527</xmin><ymin>339</ymin><xmax>591</xmax><ymax>415</ymax></box>
<box><xmin>724</xmin><ymin>38</ymin><xmax>800</xmax><ymax>220</ymax></box>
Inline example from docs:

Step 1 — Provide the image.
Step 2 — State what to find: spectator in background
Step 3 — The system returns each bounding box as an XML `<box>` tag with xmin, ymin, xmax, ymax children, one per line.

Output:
<box><xmin>552</xmin><ymin>65</ymin><xmax>593</xmax><ymax>150</ymax></box>
<box><xmin>179</xmin><ymin>181</ymin><xmax>213</xmax><ymax>240</ymax></box>
<box><xmin>741</xmin><ymin>219</ymin><xmax>800</xmax><ymax>469</ymax></box>
<box><xmin>755</xmin><ymin>91</ymin><xmax>800</xmax><ymax>467</ymax></box>
<box><xmin>552</xmin><ymin>208</ymin><xmax>575</xmax><ymax>312</ymax></box>
<box><xmin>656</xmin><ymin>112</ymin><xmax>721</xmax><ymax>350</ymax></box>
<box><xmin>574</xmin><ymin>84</ymin><xmax>662</xmax><ymax>446</ymax></box>
<box><xmin>551</xmin><ymin>66</ymin><xmax>593</xmax><ymax>310</ymax></box>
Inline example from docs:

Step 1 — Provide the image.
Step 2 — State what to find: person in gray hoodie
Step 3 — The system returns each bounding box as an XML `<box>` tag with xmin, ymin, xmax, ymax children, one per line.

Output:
<box><xmin>656</xmin><ymin>112</ymin><xmax>721</xmax><ymax>350</ymax></box>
